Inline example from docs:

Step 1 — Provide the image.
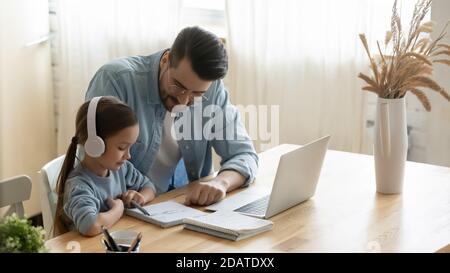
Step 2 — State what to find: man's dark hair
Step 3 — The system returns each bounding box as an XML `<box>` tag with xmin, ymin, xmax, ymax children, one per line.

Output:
<box><xmin>169</xmin><ymin>26</ymin><xmax>228</xmax><ymax>81</ymax></box>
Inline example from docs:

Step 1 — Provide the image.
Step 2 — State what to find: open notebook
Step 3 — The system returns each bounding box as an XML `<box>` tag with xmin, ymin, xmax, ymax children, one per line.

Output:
<box><xmin>125</xmin><ymin>200</ymin><xmax>207</xmax><ymax>228</ymax></box>
<box><xmin>183</xmin><ymin>210</ymin><xmax>273</xmax><ymax>241</ymax></box>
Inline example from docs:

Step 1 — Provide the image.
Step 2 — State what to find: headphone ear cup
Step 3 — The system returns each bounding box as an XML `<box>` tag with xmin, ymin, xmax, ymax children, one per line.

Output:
<box><xmin>84</xmin><ymin>136</ymin><xmax>105</xmax><ymax>158</ymax></box>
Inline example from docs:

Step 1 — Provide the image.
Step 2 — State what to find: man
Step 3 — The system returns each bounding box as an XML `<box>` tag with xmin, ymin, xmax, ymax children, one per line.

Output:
<box><xmin>86</xmin><ymin>26</ymin><xmax>258</xmax><ymax>206</ymax></box>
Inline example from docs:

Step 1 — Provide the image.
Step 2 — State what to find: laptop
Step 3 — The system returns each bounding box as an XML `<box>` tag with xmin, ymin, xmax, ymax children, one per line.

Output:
<box><xmin>207</xmin><ymin>135</ymin><xmax>330</xmax><ymax>219</ymax></box>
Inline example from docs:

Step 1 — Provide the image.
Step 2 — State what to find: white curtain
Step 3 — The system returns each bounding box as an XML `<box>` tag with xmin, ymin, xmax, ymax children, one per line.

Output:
<box><xmin>225</xmin><ymin>0</ymin><xmax>401</xmax><ymax>153</ymax></box>
<box><xmin>423</xmin><ymin>0</ymin><xmax>450</xmax><ymax>167</ymax></box>
<box><xmin>53</xmin><ymin>0</ymin><xmax>181</xmax><ymax>154</ymax></box>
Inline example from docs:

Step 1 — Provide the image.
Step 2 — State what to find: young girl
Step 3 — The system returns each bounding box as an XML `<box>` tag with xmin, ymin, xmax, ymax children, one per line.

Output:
<box><xmin>54</xmin><ymin>96</ymin><xmax>156</xmax><ymax>236</ymax></box>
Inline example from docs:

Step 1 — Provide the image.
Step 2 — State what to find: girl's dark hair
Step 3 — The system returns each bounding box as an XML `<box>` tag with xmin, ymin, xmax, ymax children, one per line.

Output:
<box><xmin>53</xmin><ymin>96</ymin><xmax>138</xmax><ymax>235</ymax></box>
<box><xmin>169</xmin><ymin>26</ymin><xmax>228</xmax><ymax>81</ymax></box>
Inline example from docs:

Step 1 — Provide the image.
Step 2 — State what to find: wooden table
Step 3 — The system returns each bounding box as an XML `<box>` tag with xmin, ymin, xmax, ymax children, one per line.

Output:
<box><xmin>45</xmin><ymin>144</ymin><xmax>450</xmax><ymax>253</ymax></box>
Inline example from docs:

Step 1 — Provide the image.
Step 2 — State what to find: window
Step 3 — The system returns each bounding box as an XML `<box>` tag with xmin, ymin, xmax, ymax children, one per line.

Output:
<box><xmin>181</xmin><ymin>0</ymin><xmax>226</xmax><ymax>38</ymax></box>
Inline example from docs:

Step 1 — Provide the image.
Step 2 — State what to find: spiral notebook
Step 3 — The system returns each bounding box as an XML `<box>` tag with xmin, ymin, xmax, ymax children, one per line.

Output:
<box><xmin>125</xmin><ymin>200</ymin><xmax>207</xmax><ymax>228</ymax></box>
<box><xmin>183</xmin><ymin>210</ymin><xmax>273</xmax><ymax>241</ymax></box>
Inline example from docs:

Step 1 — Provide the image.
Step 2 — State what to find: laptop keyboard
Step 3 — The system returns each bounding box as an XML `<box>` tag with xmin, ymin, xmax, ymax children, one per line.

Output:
<box><xmin>234</xmin><ymin>195</ymin><xmax>270</xmax><ymax>215</ymax></box>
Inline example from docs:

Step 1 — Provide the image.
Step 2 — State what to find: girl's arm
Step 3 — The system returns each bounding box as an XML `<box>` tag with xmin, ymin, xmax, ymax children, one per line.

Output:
<box><xmin>123</xmin><ymin>161</ymin><xmax>156</xmax><ymax>205</ymax></box>
<box><xmin>84</xmin><ymin>198</ymin><xmax>124</xmax><ymax>236</ymax></box>
<box><xmin>140</xmin><ymin>187</ymin><xmax>156</xmax><ymax>204</ymax></box>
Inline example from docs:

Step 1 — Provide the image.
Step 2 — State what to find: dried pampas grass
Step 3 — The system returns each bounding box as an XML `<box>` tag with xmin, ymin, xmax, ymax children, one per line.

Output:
<box><xmin>358</xmin><ymin>0</ymin><xmax>450</xmax><ymax>111</ymax></box>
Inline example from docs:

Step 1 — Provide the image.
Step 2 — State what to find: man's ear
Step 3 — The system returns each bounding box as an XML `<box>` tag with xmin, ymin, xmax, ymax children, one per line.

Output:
<box><xmin>162</xmin><ymin>51</ymin><xmax>170</xmax><ymax>64</ymax></box>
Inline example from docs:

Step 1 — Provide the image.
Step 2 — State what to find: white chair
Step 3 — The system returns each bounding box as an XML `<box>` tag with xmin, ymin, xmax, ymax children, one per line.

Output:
<box><xmin>0</xmin><ymin>175</ymin><xmax>32</xmax><ymax>218</ymax></box>
<box><xmin>39</xmin><ymin>155</ymin><xmax>65</xmax><ymax>239</ymax></box>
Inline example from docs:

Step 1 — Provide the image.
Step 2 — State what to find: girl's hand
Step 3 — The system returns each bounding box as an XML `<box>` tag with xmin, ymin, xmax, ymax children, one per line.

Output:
<box><xmin>121</xmin><ymin>190</ymin><xmax>145</xmax><ymax>207</ymax></box>
<box><xmin>106</xmin><ymin>197</ymin><xmax>124</xmax><ymax>213</ymax></box>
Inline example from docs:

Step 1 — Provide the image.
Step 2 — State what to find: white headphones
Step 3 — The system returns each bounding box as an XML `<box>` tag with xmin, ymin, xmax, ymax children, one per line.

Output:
<box><xmin>84</xmin><ymin>96</ymin><xmax>105</xmax><ymax>158</ymax></box>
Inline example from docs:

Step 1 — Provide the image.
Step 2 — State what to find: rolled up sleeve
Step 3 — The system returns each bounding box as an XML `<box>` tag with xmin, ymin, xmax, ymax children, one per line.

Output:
<box><xmin>211</xmin><ymin>82</ymin><xmax>259</xmax><ymax>186</ymax></box>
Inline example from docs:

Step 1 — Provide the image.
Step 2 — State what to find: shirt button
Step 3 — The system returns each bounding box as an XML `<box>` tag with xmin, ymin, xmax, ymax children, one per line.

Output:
<box><xmin>185</xmin><ymin>145</ymin><xmax>189</xmax><ymax>150</ymax></box>
<box><xmin>190</xmin><ymin>171</ymin><xmax>196</xmax><ymax>176</ymax></box>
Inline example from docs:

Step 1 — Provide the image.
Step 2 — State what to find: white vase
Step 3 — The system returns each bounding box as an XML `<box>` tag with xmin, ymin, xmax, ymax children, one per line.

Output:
<box><xmin>374</xmin><ymin>97</ymin><xmax>408</xmax><ymax>194</ymax></box>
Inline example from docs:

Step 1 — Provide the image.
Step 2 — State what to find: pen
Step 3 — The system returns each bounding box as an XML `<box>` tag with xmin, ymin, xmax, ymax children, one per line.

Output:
<box><xmin>102</xmin><ymin>238</ymin><xmax>111</xmax><ymax>251</ymax></box>
<box><xmin>128</xmin><ymin>232</ymin><xmax>142</xmax><ymax>253</ymax></box>
<box><xmin>101</xmin><ymin>225</ymin><xmax>119</xmax><ymax>252</ymax></box>
<box><xmin>131</xmin><ymin>200</ymin><xmax>150</xmax><ymax>216</ymax></box>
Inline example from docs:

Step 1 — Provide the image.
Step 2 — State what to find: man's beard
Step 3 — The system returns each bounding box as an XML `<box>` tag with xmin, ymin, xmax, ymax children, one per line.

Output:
<box><xmin>161</xmin><ymin>90</ymin><xmax>179</xmax><ymax>111</ymax></box>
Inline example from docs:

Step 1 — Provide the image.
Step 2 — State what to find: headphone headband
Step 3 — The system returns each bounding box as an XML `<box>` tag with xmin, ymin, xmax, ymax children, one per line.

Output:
<box><xmin>84</xmin><ymin>97</ymin><xmax>105</xmax><ymax>157</ymax></box>
<box><xmin>87</xmin><ymin>97</ymin><xmax>101</xmax><ymax>139</ymax></box>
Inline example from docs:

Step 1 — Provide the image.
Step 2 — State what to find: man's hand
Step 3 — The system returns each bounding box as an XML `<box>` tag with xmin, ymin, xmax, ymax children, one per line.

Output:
<box><xmin>184</xmin><ymin>179</ymin><xmax>228</xmax><ymax>206</ymax></box>
<box><xmin>120</xmin><ymin>190</ymin><xmax>146</xmax><ymax>207</ymax></box>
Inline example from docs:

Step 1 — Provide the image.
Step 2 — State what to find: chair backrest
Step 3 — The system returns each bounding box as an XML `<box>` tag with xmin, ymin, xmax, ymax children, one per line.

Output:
<box><xmin>0</xmin><ymin>175</ymin><xmax>32</xmax><ymax>218</ymax></box>
<box><xmin>39</xmin><ymin>155</ymin><xmax>65</xmax><ymax>239</ymax></box>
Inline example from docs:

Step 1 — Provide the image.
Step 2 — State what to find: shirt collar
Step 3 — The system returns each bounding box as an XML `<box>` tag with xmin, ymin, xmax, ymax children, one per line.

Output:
<box><xmin>147</xmin><ymin>48</ymin><xmax>170</xmax><ymax>105</ymax></box>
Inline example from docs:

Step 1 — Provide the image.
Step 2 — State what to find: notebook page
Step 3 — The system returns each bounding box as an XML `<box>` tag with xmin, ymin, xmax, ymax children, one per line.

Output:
<box><xmin>128</xmin><ymin>200</ymin><xmax>207</xmax><ymax>224</ymax></box>
<box><xmin>185</xmin><ymin>210</ymin><xmax>273</xmax><ymax>233</ymax></box>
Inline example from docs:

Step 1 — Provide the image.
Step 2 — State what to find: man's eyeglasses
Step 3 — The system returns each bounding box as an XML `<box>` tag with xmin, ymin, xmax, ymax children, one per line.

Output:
<box><xmin>166</xmin><ymin>67</ymin><xmax>208</xmax><ymax>102</ymax></box>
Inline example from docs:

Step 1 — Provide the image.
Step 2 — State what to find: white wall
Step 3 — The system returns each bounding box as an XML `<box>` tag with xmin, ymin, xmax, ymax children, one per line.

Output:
<box><xmin>0</xmin><ymin>0</ymin><xmax>56</xmax><ymax>217</ymax></box>
<box><xmin>0</xmin><ymin>3</ymin><xmax>5</xmax><ymax>179</ymax></box>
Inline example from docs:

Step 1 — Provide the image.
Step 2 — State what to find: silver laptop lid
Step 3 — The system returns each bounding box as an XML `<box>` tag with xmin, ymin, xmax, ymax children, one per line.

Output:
<box><xmin>265</xmin><ymin>135</ymin><xmax>330</xmax><ymax>218</ymax></box>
